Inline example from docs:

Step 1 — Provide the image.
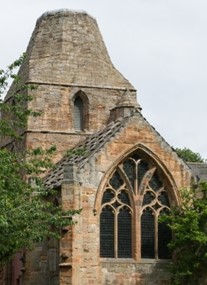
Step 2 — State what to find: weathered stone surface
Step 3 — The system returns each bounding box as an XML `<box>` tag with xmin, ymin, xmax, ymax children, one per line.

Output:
<box><xmin>3</xmin><ymin>8</ymin><xmax>207</xmax><ymax>285</ymax></box>
<box><xmin>5</xmin><ymin>9</ymin><xmax>134</xmax><ymax>93</ymax></box>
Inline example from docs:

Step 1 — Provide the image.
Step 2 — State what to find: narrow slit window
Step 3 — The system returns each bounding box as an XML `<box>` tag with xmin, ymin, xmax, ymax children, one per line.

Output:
<box><xmin>74</xmin><ymin>96</ymin><xmax>83</xmax><ymax>131</ymax></box>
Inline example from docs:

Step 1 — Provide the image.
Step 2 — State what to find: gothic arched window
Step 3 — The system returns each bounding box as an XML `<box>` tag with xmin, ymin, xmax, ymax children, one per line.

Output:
<box><xmin>100</xmin><ymin>182</ymin><xmax>132</xmax><ymax>258</ymax></box>
<box><xmin>73</xmin><ymin>91</ymin><xmax>89</xmax><ymax>131</ymax></box>
<box><xmin>74</xmin><ymin>96</ymin><xmax>83</xmax><ymax>131</ymax></box>
<box><xmin>100</xmin><ymin>151</ymin><xmax>172</xmax><ymax>260</ymax></box>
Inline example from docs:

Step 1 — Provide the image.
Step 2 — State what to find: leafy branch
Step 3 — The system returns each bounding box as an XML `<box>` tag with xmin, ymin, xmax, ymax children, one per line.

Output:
<box><xmin>0</xmin><ymin>55</ymin><xmax>80</xmax><ymax>265</ymax></box>
<box><xmin>160</xmin><ymin>182</ymin><xmax>207</xmax><ymax>285</ymax></box>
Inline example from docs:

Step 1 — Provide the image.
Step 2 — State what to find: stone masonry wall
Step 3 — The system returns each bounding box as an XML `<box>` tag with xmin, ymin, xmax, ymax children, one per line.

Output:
<box><xmin>59</xmin><ymin>111</ymin><xmax>192</xmax><ymax>285</ymax></box>
<box><xmin>22</xmin><ymin>239</ymin><xmax>59</xmax><ymax>285</ymax></box>
<box><xmin>23</xmin><ymin>10</ymin><xmax>133</xmax><ymax>89</ymax></box>
<box><xmin>26</xmin><ymin>85</ymin><xmax>136</xmax><ymax>162</ymax></box>
<box><xmin>2</xmin><ymin>9</ymin><xmax>194</xmax><ymax>285</ymax></box>
<box><xmin>101</xmin><ymin>261</ymin><xmax>171</xmax><ymax>285</ymax></box>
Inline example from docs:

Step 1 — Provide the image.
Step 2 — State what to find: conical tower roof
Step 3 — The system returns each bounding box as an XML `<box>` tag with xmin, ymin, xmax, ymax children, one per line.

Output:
<box><xmin>21</xmin><ymin>9</ymin><xmax>134</xmax><ymax>89</ymax></box>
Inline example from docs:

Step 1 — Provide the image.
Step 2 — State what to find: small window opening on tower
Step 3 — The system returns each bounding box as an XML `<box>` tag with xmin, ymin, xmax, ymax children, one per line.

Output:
<box><xmin>74</xmin><ymin>96</ymin><xmax>84</xmax><ymax>131</ymax></box>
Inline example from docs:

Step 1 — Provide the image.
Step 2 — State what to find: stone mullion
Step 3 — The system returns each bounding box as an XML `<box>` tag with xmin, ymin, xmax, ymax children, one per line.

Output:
<box><xmin>134</xmin><ymin>160</ymin><xmax>141</xmax><ymax>260</ymax></box>
<box><xmin>134</xmin><ymin>195</ymin><xmax>140</xmax><ymax>260</ymax></box>
<box><xmin>135</xmin><ymin>161</ymin><xmax>138</xmax><ymax>195</ymax></box>
<box><xmin>114</xmin><ymin>210</ymin><xmax>118</xmax><ymax>258</ymax></box>
<box><xmin>154</xmin><ymin>212</ymin><xmax>158</xmax><ymax>259</ymax></box>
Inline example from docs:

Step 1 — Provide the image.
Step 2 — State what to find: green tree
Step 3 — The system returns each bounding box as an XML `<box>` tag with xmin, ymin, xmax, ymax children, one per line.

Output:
<box><xmin>160</xmin><ymin>182</ymin><xmax>207</xmax><ymax>285</ymax></box>
<box><xmin>0</xmin><ymin>56</ymin><xmax>80</xmax><ymax>265</ymax></box>
<box><xmin>175</xmin><ymin>147</ymin><xmax>204</xmax><ymax>163</ymax></box>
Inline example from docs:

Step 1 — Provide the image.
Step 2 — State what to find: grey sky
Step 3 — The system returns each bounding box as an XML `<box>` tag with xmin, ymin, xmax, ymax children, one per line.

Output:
<box><xmin>1</xmin><ymin>0</ymin><xmax>207</xmax><ymax>158</ymax></box>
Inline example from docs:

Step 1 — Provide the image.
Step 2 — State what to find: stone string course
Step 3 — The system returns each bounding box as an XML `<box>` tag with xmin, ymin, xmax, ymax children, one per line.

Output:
<box><xmin>2</xmin><ymin>8</ymin><xmax>207</xmax><ymax>285</ymax></box>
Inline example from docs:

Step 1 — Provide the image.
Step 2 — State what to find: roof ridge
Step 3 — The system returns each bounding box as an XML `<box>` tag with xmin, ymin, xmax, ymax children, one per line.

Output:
<box><xmin>44</xmin><ymin>111</ymin><xmax>137</xmax><ymax>189</ymax></box>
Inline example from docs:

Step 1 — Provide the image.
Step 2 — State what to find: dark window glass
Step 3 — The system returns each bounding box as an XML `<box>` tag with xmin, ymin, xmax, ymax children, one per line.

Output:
<box><xmin>100</xmin><ymin>206</ymin><xmax>114</xmax><ymax>257</ymax></box>
<box><xmin>118</xmin><ymin>208</ymin><xmax>132</xmax><ymax>258</ymax></box>
<box><xmin>112</xmin><ymin>200</ymin><xmax>120</xmax><ymax>209</ymax></box>
<box><xmin>74</xmin><ymin>96</ymin><xmax>83</xmax><ymax>130</ymax></box>
<box><xmin>109</xmin><ymin>171</ymin><xmax>123</xmax><ymax>190</ymax></box>
<box><xmin>152</xmin><ymin>202</ymin><xmax>161</xmax><ymax>210</ymax></box>
<box><xmin>100</xmin><ymin>151</ymin><xmax>172</xmax><ymax>260</ymax></box>
<box><xmin>158</xmin><ymin>209</ymin><xmax>172</xmax><ymax>259</ymax></box>
<box><xmin>142</xmin><ymin>191</ymin><xmax>155</xmax><ymax>206</ymax></box>
<box><xmin>149</xmin><ymin>171</ymin><xmax>162</xmax><ymax>191</ymax></box>
<box><xmin>123</xmin><ymin>159</ymin><xmax>135</xmax><ymax>192</ymax></box>
<box><xmin>141</xmin><ymin>208</ymin><xmax>155</xmax><ymax>258</ymax></box>
<box><xmin>158</xmin><ymin>191</ymin><xmax>170</xmax><ymax>207</ymax></box>
<box><xmin>102</xmin><ymin>189</ymin><xmax>115</xmax><ymax>204</ymax></box>
<box><xmin>118</xmin><ymin>190</ymin><xmax>130</xmax><ymax>205</ymax></box>
<box><xmin>131</xmin><ymin>153</ymin><xmax>141</xmax><ymax>160</ymax></box>
<box><xmin>137</xmin><ymin>160</ymin><xmax>149</xmax><ymax>188</ymax></box>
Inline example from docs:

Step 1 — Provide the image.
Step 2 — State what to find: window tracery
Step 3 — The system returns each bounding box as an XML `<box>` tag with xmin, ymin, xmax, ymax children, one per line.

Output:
<box><xmin>100</xmin><ymin>151</ymin><xmax>172</xmax><ymax>260</ymax></box>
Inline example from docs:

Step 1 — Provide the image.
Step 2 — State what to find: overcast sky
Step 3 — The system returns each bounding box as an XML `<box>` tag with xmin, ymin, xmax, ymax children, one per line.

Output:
<box><xmin>1</xmin><ymin>0</ymin><xmax>207</xmax><ymax>158</ymax></box>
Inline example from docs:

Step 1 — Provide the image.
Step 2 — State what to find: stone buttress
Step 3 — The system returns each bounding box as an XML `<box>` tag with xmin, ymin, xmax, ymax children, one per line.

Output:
<box><xmin>2</xmin><ymin>9</ymin><xmax>200</xmax><ymax>285</ymax></box>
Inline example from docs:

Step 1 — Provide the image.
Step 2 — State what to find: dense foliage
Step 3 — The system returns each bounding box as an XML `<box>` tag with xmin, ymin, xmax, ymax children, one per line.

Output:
<box><xmin>161</xmin><ymin>182</ymin><xmax>207</xmax><ymax>285</ymax></box>
<box><xmin>0</xmin><ymin>56</ymin><xmax>80</xmax><ymax>265</ymax></box>
<box><xmin>175</xmin><ymin>147</ymin><xmax>204</xmax><ymax>163</ymax></box>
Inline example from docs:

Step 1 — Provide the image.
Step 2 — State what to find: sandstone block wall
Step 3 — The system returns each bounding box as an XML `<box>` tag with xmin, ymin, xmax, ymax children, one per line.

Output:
<box><xmin>2</xmin><ymin>9</ymin><xmax>195</xmax><ymax>285</ymax></box>
<box><xmin>58</xmin><ymin>111</ymin><xmax>191</xmax><ymax>285</ymax></box>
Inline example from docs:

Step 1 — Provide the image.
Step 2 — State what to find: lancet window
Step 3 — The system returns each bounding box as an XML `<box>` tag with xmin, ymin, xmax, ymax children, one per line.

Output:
<box><xmin>74</xmin><ymin>96</ymin><xmax>84</xmax><ymax>131</ymax></box>
<box><xmin>100</xmin><ymin>151</ymin><xmax>172</xmax><ymax>259</ymax></box>
<box><xmin>73</xmin><ymin>91</ymin><xmax>89</xmax><ymax>131</ymax></box>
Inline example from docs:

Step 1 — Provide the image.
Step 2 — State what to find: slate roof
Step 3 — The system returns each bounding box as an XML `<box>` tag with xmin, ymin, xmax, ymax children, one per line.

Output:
<box><xmin>45</xmin><ymin>108</ymin><xmax>207</xmax><ymax>190</ymax></box>
<box><xmin>188</xmin><ymin>163</ymin><xmax>207</xmax><ymax>182</ymax></box>
<box><xmin>44</xmin><ymin>111</ymin><xmax>134</xmax><ymax>189</ymax></box>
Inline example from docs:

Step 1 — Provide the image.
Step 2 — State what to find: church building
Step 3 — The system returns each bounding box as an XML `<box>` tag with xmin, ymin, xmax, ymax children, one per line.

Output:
<box><xmin>2</xmin><ymin>9</ymin><xmax>206</xmax><ymax>285</ymax></box>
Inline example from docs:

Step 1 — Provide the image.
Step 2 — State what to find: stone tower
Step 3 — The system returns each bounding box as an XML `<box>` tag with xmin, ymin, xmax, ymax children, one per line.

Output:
<box><xmin>4</xmin><ymin>9</ymin><xmax>139</xmax><ymax>160</ymax></box>
<box><xmin>3</xmin><ymin>9</ymin><xmax>202</xmax><ymax>285</ymax></box>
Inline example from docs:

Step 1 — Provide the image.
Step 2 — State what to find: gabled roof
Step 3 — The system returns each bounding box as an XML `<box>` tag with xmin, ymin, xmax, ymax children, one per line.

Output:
<box><xmin>188</xmin><ymin>163</ymin><xmax>207</xmax><ymax>182</ymax></box>
<box><xmin>44</xmin><ymin>110</ymin><xmax>136</xmax><ymax>189</ymax></box>
<box><xmin>44</xmin><ymin>107</ymin><xmax>195</xmax><ymax>190</ymax></box>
